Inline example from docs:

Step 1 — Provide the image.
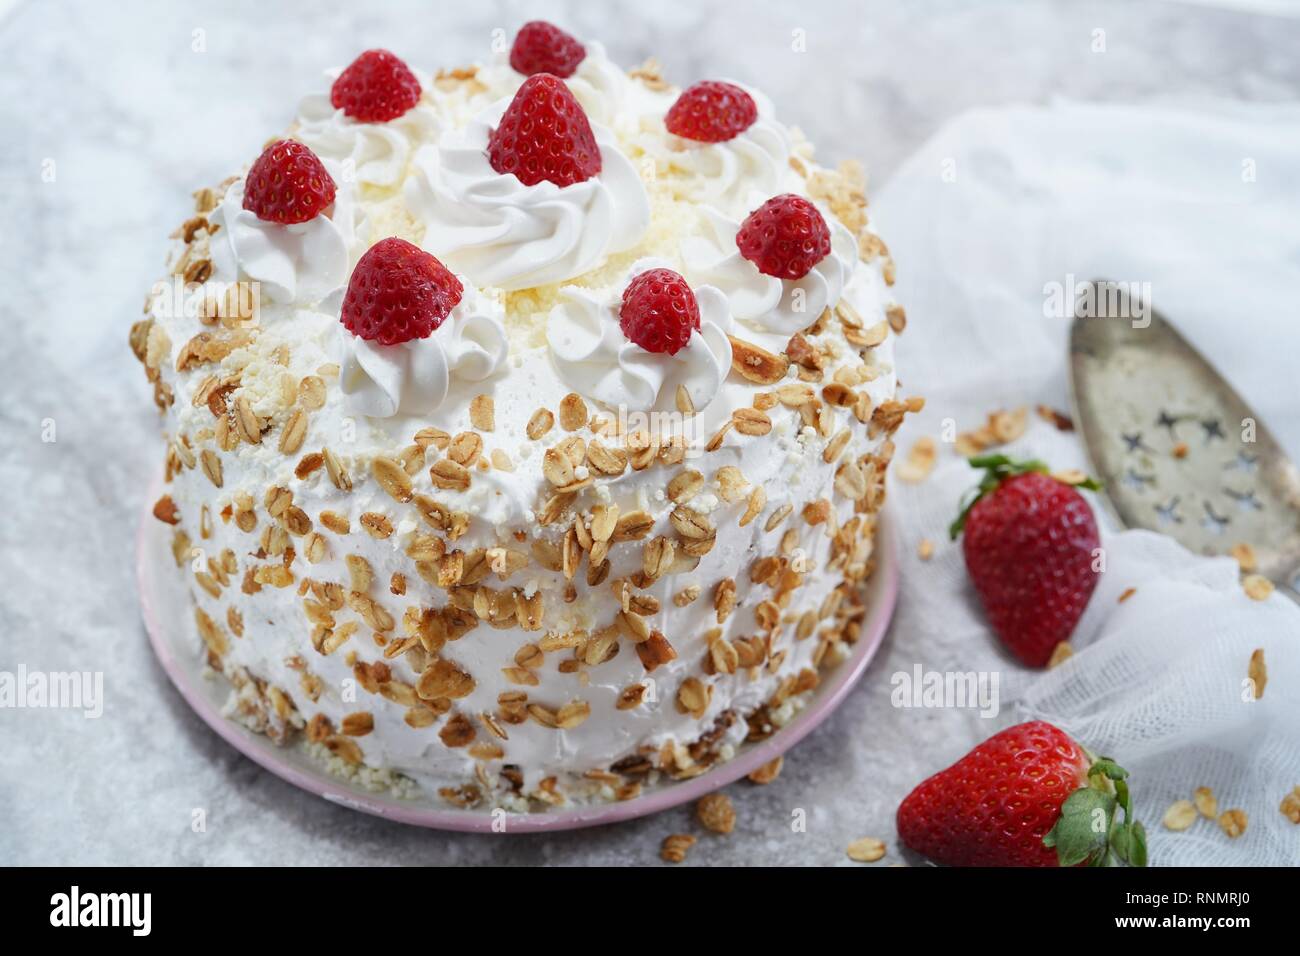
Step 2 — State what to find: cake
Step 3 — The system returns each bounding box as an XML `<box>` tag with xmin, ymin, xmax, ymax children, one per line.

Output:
<box><xmin>131</xmin><ymin>22</ymin><xmax>919</xmax><ymax>809</ymax></box>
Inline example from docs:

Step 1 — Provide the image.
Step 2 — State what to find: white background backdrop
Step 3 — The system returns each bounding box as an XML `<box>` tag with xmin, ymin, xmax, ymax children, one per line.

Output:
<box><xmin>2</xmin><ymin>0</ymin><xmax>1297</xmax><ymax>865</ymax></box>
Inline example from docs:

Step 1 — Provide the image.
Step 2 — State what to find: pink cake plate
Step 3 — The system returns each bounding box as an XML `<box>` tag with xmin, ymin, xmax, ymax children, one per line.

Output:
<box><xmin>138</xmin><ymin>479</ymin><xmax>899</xmax><ymax>833</ymax></box>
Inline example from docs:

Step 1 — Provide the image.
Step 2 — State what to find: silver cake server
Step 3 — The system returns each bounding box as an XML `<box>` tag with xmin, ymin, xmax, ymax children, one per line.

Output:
<box><xmin>1068</xmin><ymin>279</ymin><xmax>1300</xmax><ymax>601</ymax></box>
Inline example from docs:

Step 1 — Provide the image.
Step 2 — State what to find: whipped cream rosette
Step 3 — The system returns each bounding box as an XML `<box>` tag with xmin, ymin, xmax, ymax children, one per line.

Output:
<box><xmin>546</xmin><ymin>258</ymin><xmax>734</xmax><ymax>413</ymax></box>
<box><xmin>209</xmin><ymin>159</ymin><xmax>366</xmax><ymax>307</ymax></box>
<box><xmin>681</xmin><ymin>204</ymin><xmax>858</xmax><ymax>336</ymax></box>
<box><xmin>640</xmin><ymin>83</ymin><xmax>790</xmax><ymax>219</ymax></box>
<box><xmin>295</xmin><ymin>74</ymin><xmax>440</xmax><ymax>190</ymax></box>
<box><xmin>475</xmin><ymin>41</ymin><xmax>639</xmax><ymax>131</ymax></box>
<box><xmin>405</xmin><ymin>101</ymin><xmax>649</xmax><ymax>291</ymax></box>
<box><xmin>337</xmin><ymin>283</ymin><xmax>508</xmax><ymax>419</ymax></box>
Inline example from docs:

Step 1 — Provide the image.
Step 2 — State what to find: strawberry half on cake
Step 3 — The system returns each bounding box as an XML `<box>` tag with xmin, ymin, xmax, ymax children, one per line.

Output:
<box><xmin>131</xmin><ymin>23</ymin><xmax>917</xmax><ymax>810</ymax></box>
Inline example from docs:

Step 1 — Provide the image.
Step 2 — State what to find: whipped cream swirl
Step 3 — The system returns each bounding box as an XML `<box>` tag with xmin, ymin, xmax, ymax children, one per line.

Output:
<box><xmin>295</xmin><ymin>72</ymin><xmax>440</xmax><ymax>189</ymax></box>
<box><xmin>475</xmin><ymin>42</ymin><xmax>637</xmax><ymax>131</ymax></box>
<box><xmin>546</xmin><ymin>259</ymin><xmax>734</xmax><ymax>413</ymax></box>
<box><xmin>681</xmin><ymin>204</ymin><xmax>858</xmax><ymax>336</ymax></box>
<box><xmin>337</xmin><ymin>285</ymin><xmax>509</xmax><ymax>418</ymax></box>
<box><xmin>209</xmin><ymin>162</ymin><xmax>366</xmax><ymax>307</ymax></box>
<box><xmin>639</xmin><ymin>84</ymin><xmax>790</xmax><ymax>220</ymax></box>
<box><xmin>405</xmin><ymin>100</ymin><xmax>650</xmax><ymax>291</ymax></box>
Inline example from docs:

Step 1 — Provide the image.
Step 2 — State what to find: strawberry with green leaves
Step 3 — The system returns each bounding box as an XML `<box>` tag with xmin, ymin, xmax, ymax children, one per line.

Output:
<box><xmin>897</xmin><ymin>721</ymin><xmax>1147</xmax><ymax>867</ymax></box>
<box><xmin>950</xmin><ymin>456</ymin><xmax>1103</xmax><ymax>667</ymax></box>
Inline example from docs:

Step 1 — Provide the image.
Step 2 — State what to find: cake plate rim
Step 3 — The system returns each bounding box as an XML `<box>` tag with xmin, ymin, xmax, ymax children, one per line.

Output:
<box><xmin>137</xmin><ymin>478</ymin><xmax>899</xmax><ymax>834</ymax></box>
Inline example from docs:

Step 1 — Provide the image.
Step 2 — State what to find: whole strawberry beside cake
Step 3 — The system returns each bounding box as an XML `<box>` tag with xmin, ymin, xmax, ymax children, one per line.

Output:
<box><xmin>130</xmin><ymin>23</ymin><xmax>918</xmax><ymax>809</ymax></box>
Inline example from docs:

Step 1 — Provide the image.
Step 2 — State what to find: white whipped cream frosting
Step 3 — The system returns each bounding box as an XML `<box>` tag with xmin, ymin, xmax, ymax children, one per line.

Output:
<box><xmin>209</xmin><ymin>161</ymin><xmax>366</xmax><ymax>307</ymax></box>
<box><xmin>639</xmin><ymin>84</ymin><xmax>790</xmax><ymax>220</ymax></box>
<box><xmin>405</xmin><ymin>100</ymin><xmax>650</xmax><ymax>292</ymax></box>
<box><xmin>546</xmin><ymin>258</ymin><xmax>734</xmax><ymax>413</ymax></box>
<box><xmin>681</xmin><ymin>204</ymin><xmax>858</xmax><ymax>336</ymax></box>
<box><xmin>476</xmin><ymin>42</ymin><xmax>635</xmax><ymax>130</ymax></box>
<box><xmin>295</xmin><ymin>71</ymin><xmax>441</xmax><ymax>189</ymax></box>
<box><xmin>337</xmin><ymin>284</ymin><xmax>509</xmax><ymax>418</ymax></box>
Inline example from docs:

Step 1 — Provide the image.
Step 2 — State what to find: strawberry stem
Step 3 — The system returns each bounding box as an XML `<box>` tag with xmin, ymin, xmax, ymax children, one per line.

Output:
<box><xmin>948</xmin><ymin>454</ymin><xmax>1101</xmax><ymax>540</ymax></box>
<box><xmin>1043</xmin><ymin>756</ymin><xmax>1147</xmax><ymax>867</ymax></box>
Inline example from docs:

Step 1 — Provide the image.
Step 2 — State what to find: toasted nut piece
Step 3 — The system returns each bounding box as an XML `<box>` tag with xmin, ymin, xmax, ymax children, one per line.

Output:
<box><xmin>323</xmin><ymin>447</ymin><xmax>351</xmax><ymax>491</ymax></box>
<box><xmin>660</xmin><ymin>833</ymin><xmax>696</xmax><ymax>863</ymax></box>
<box><xmin>543</xmin><ymin>447</ymin><xmax>577</xmax><ymax>487</ymax></box>
<box><xmin>1248</xmin><ymin>647</ymin><xmax>1267</xmax><ymax>699</ymax></box>
<box><xmin>732</xmin><ymin>407</ymin><xmax>772</xmax><ymax>436</ymax></box>
<box><xmin>675</xmin><ymin>384</ymin><xmax>695</xmax><ymax>415</ymax></box>
<box><xmin>526</xmin><ymin>407</ymin><xmax>555</xmax><ymax>440</ymax></box>
<box><xmin>447</xmin><ymin>431</ymin><xmax>483</xmax><ymax>467</ymax></box>
<box><xmin>418</xmin><ymin>658</ymin><xmax>475</xmax><ymax>700</ymax></box>
<box><xmin>558</xmin><ymin>392</ymin><xmax>588</xmax><ymax>431</ymax></box>
<box><xmin>667</xmin><ymin>469</ymin><xmax>704</xmax><ymax>504</ymax></box>
<box><xmin>279</xmin><ymin>408</ymin><xmax>308</xmax><ymax>454</ymax></box>
<box><xmin>587</xmin><ymin>439</ymin><xmax>628</xmax><ymax>476</ymax></box>
<box><xmin>636</xmin><ymin>631</ymin><xmax>676</xmax><ymax>672</ymax></box>
<box><xmin>1280</xmin><ymin>787</ymin><xmax>1300</xmax><ymax>824</ymax></box>
<box><xmin>613</xmin><ymin>510</ymin><xmax>654</xmax><ymax>542</ymax></box>
<box><xmin>642</xmin><ymin>536</ymin><xmax>675</xmax><ymax>580</ymax></box>
<box><xmin>1194</xmin><ymin>786</ymin><xmax>1218</xmax><ymax>819</ymax></box>
<box><xmin>1218</xmin><ymin>808</ymin><xmax>1248</xmax><ymax>838</ymax></box>
<box><xmin>728</xmin><ymin>334</ymin><xmax>790</xmax><ymax>384</ymax></box>
<box><xmin>676</xmin><ymin>676</ymin><xmax>710</xmax><ymax>718</ymax></box>
<box><xmin>846</xmin><ymin>837</ymin><xmax>886</xmax><ymax>863</ymax></box>
<box><xmin>1047</xmin><ymin>641</ymin><xmax>1073</xmax><ymax>668</ymax></box>
<box><xmin>1162</xmin><ymin>800</ymin><xmax>1197</xmax><ymax>831</ymax></box>
<box><xmin>696</xmin><ymin>793</ymin><xmax>736</xmax><ymax>834</ymax></box>
<box><xmin>555</xmin><ymin>699</ymin><xmax>591</xmax><ymax>729</ymax></box>
<box><xmin>748</xmin><ymin>756</ymin><xmax>783</xmax><ymax>785</ymax></box>
<box><xmin>233</xmin><ymin>395</ymin><xmax>263</xmax><ymax>444</ymax></box>
<box><xmin>469</xmin><ymin>394</ymin><xmax>494</xmax><ymax>431</ymax></box>
<box><xmin>431</xmin><ymin>459</ymin><xmax>471</xmax><ymax>492</ymax></box>
<box><xmin>371</xmin><ymin>456</ymin><xmax>413</xmax><ymax>502</ymax></box>
<box><xmin>1230</xmin><ymin>542</ymin><xmax>1257</xmax><ymax>572</ymax></box>
<box><xmin>670</xmin><ymin>506</ymin><xmax>714</xmax><ymax>540</ymax></box>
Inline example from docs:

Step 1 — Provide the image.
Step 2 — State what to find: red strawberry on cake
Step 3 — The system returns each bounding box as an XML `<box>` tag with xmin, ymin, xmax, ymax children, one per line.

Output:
<box><xmin>736</xmin><ymin>194</ymin><xmax>833</xmax><ymax>280</ymax></box>
<box><xmin>510</xmin><ymin>21</ymin><xmax>586</xmax><ymax>78</ymax></box>
<box><xmin>341</xmin><ymin>237</ymin><xmax>463</xmax><ymax>346</ymax></box>
<box><xmin>241</xmin><ymin>139</ymin><xmax>336</xmax><ymax>225</ymax></box>
<box><xmin>619</xmin><ymin>267</ymin><xmax>701</xmax><ymax>356</ymax></box>
<box><xmin>665</xmin><ymin>80</ymin><xmax>758</xmax><ymax>143</ymax></box>
<box><xmin>331</xmin><ymin>49</ymin><xmax>422</xmax><ymax>123</ymax></box>
<box><xmin>897</xmin><ymin>721</ymin><xmax>1147</xmax><ymax>867</ymax></box>
<box><xmin>487</xmin><ymin>73</ymin><xmax>601</xmax><ymax>187</ymax></box>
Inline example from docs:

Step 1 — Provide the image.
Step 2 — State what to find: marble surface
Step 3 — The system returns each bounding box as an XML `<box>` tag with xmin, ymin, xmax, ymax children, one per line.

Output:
<box><xmin>2</xmin><ymin>0</ymin><xmax>1298</xmax><ymax>866</ymax></box>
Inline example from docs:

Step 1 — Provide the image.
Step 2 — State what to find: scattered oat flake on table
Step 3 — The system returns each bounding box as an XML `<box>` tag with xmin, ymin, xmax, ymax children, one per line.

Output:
<box><xmin>1162</xmin><ymin>800</ymin><xmax>1197</xmax><ymax>831</ymax></box>
<box><xmin>1248</xmin><ymin>648</ymin><xmax>1267</xmax><ymax>699</ymax></box>
<box><xmin>1230</xmin><ymin>543</ymin><xmax>1257</xmax><ymax>572</ymax></box>
<box><xmin>846</xmin><ymin>837</ymin><xmax>886</xmax><ymax>862</ymax></box>
<box><xmin>1280</xmin><ymin>787</ymin><xmax>1300</xmax><ymax>824</ymax></box>
<box><xmin>917</xmin><ymin>538</ymin><xmax>935</xmax><ymax>561</ymax></box>
<box><xmin>954</xmin><ymin>407</ymin><xmax>1027</xmax><ymax>456</ymax></box>
<box><xmin>747</xmin><ymin>756</ymin><xmax>783</xmax><ymax>784</ymax></box>
<box><xmin>660</xmin><ymin>833</ymin><xmax>696</xmax><ymax>863</ymax></box>
<box><xmin>1218</xmin><ymin>809</ymin><xmax>1248</xmax><ymax>839</ymax></box>
<box><xmin>1047</xmin><ymin>641</ymin><xmax>1073</xmax><ymax>668</ymax></box>
<box><xmin>1193</xmin><ymin>786</ymin><xmax>1218</xmax><ymax>819</ymax></box>
<box><xmin>895</xmin><ymin>436</ymin><xmax>936</xmax><ymax>483</ymax></box>
<box><xmin>1035</xmin><ymin>404</ymin><xmax>1074</xmax><ymax>431</ymax></box>
<box><xmin>696</xmin><ymin>793</ymin><xmax>736</xmax><ymax>834</ymax></box>
<box><xmin>1242</xmin><ymin>574</ymin><xmax>1273</xmax><ymax>601</ymax></box>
